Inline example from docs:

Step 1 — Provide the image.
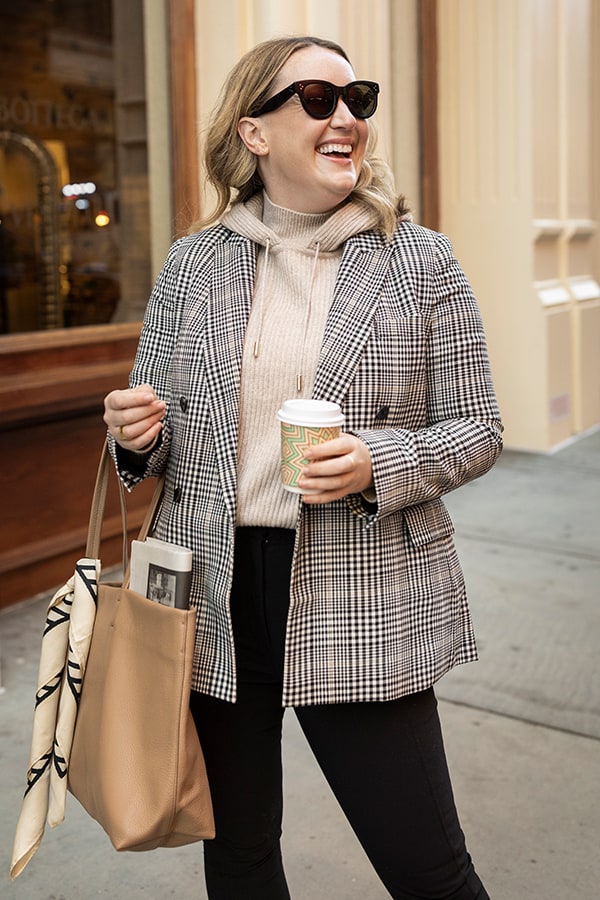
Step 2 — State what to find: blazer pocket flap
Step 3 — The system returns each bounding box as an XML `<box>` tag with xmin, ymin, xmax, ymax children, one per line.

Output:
<box><xmin>403</xmin><ymin>500</ymin><xmax>455</xmax><ymax>547</ymax></box>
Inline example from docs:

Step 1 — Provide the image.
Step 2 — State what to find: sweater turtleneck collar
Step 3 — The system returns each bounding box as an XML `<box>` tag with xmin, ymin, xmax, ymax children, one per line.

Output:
<box><xmin>261</xmin><ymin>193</ymin><xmax>331</xmax><ymax>244</ymax></box>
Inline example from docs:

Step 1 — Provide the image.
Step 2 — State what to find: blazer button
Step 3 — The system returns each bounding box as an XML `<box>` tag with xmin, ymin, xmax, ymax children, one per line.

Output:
<box><xmin>374</xmin><ymin>405</ymin><xmax>390</xmax><ymax>421</ymax></box>
<box><xmin>179</xmin><ymin>396</ymin><xmax>188</xmax><ymax>412</ymax></box>
<box><xmin>173</xmin><ymin>487</ymin><xmax>182</xmax><ymax>503</ymax></box>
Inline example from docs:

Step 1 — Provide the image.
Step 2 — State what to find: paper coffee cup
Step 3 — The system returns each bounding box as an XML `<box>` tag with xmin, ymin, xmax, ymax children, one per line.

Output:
<box><xmin>277</xmin><ymin>399</ymin><xmax>345</xmax><ymax>494</ymax></box>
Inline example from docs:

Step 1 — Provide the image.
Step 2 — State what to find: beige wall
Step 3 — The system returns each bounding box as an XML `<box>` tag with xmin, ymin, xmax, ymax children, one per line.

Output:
<box><xmin>185</xmin><ymin>0</ymin><xmax>599</xmax><ymax>451</ymax></box>
<box><xmin>438</xmin><ymin>0</ymin><xmax>600</xmax><ymax>450</ymax></box>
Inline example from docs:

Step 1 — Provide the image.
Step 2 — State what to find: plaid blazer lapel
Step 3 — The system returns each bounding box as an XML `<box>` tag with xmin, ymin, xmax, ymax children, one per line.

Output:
<box><xmin>203</xmin><ymin>237</ymin><xmax>254</xmax><ymax>520</ymax></box>
<box><xmin>313</xmin><ymin>234</ymin><xmax>393</xmax><ymax>403</ymax></box>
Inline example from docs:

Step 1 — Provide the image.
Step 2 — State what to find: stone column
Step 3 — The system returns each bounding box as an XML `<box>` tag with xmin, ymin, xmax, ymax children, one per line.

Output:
<box><xmin>437</xmin><ymin>0</ymin><xmax>600</xmax><ymax>450</ymax></box>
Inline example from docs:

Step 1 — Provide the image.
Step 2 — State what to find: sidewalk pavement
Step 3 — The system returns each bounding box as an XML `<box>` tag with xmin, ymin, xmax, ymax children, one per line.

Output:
<box><xmin>1</xmin><ymin>428</ymin><xmax>599</xmax><ymax>899</ymax></box>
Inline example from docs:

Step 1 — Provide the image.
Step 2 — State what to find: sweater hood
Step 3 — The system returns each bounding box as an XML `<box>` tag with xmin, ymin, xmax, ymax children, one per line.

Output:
<box><xmin>220</xmin><ymin>192</ymin><xmax>381</xmax><ymax>252</ymax></box>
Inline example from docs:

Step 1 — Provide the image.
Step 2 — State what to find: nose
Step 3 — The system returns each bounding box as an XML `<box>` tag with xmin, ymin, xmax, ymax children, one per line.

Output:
<box><xmin>330</xmin><ymin>95</ymin><xmax>356</xmax><ymax>126</ymax></box>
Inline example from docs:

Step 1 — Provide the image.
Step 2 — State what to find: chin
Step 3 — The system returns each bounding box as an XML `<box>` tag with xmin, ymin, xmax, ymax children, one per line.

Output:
<box><xmin>329</xmin><ymin>179</ymin><xmax>358</xmax><ymax>203</ymax></box>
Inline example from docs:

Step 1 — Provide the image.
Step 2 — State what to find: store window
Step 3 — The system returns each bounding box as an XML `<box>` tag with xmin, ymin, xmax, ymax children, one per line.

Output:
<box><xmin>0</xmin><ymin>0</ymin><xmax>150</xmax><ymax>333</ymax></box>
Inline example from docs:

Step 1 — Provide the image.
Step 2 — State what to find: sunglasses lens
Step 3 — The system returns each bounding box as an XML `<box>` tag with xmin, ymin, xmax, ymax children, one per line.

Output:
<box><xmin>298</xmin><ymin>81</ymin><xmax>378</xmax><ymax>119</ymax></box>
<box><xmin>346</xmin><ymin>83</ymin><xmax>378</xmax><ymax>118</ymax></box>
<box><xmin>301</xmin><ymin>82</ymin><xmax>336</xmax><ymax>118</ymax></box>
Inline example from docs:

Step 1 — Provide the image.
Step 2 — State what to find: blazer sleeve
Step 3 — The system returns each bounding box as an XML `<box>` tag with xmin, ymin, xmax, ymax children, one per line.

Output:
<box><xmin>350</xmin><ymin>230</ymin><xmax>503</xmax><ymax>522</ymax></box>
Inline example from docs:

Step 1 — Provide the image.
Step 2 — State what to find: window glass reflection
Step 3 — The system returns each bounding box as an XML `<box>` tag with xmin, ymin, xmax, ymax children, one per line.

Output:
<box><xmin>0</xmin><ymin>0</ymin><xmax>149</xmax><ymax>333</ymax></box>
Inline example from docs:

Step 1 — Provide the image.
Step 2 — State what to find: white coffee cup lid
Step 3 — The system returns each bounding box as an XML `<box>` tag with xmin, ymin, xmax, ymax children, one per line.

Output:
<box><xmin>277</xmin><ymin>399</ymin><xmax>345</xmax><ymax>427</ymax></box>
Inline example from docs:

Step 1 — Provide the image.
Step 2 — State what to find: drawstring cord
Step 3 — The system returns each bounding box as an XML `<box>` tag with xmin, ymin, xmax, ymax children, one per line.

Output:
<box><xmin>297</xmin><ymin>242</ymin><xmax>320</xmax><ymax>394</ymax></box>
<box><xmin>251</xmin><ymin>239</ymin><xmax>321</xmax><ymax>396</ymax></box>
<box><xmin>253</xmin><ymin>238</ymin><xmax>270</xmax><ymax>359</ymax></box>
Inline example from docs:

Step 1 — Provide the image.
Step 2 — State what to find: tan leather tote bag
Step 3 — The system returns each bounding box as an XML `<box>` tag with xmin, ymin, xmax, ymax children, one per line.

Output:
<box><xmin>67</xmin><ymin>442</ymin><xmax>215</xmax><ymax>851</ymax></box>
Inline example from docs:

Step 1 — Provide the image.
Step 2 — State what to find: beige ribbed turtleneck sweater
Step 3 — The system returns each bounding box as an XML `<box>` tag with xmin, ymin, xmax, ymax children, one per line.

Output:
<box><xmin>221</xmin><ymin>192</ymin><xmax>379</xmax><ymax>528</ymax></box>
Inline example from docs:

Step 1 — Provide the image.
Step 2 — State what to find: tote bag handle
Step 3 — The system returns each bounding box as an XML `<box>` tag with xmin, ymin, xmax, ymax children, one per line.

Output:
<box><xmin>85</xmin><ymin>439</ymin><xmax>165</xmax><ymax>567</ymax></box>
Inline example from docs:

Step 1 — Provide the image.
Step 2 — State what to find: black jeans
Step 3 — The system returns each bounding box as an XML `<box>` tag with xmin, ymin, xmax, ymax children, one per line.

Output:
<box><xmin>190</xmin><ymin>527</ymin><xmax>490</xmax><ymax>900</ymax></box>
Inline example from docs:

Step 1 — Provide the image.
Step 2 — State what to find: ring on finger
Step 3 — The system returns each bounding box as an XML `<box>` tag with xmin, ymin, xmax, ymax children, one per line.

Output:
<box><xmin>119</xmin><ymin>424</ymin><xmax>127</xmax><ymax>440</ymax></box>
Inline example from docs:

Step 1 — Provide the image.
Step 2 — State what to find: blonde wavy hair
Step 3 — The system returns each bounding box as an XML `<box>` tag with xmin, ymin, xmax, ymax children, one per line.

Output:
<box><xmin>198</xmin><ymin>35</ymin><xmax>408</xmax><ymax>236</ymax></box>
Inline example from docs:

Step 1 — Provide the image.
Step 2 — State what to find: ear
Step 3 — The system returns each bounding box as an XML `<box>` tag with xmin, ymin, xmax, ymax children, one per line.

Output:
<box><xmin>238</xmin><ymin>117</ymin><xmax>269</xmax><ymax>157</ymax></box>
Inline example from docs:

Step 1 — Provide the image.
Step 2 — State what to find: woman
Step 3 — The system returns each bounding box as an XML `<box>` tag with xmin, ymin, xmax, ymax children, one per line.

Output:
<box><xmin>104</xmin><ymin>35</ymin><xmax>501</xmax><ymax>900</ymax></box>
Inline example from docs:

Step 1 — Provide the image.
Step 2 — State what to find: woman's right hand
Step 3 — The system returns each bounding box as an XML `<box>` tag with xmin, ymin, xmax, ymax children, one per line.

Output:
<box><xmin>104</xmin><ymin>384</ymin><xmax>166</xmax><ymax>453</ymax></box>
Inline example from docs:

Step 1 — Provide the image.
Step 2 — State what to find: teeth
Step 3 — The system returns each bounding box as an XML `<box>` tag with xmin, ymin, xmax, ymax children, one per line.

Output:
<box><xmin>317</xmin><ymin>144</ymin><xmax>352</xmax><ymax>155</ymax></box>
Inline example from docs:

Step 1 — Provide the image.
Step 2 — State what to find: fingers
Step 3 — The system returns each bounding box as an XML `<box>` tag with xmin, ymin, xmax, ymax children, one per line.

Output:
<box><xmin>115</xmin><ymin>417</ymin><xmax>163</xmax><ymax>450</ymax></box>
<box><xmin>298</xmin><ymin>434</ymin><xmax>373</xmax><ymax>503</ymax></box>
<box><xmin>302</xmin><ymin>434</ymin><xmax>348</xmax><ymax>461</ymax></box>
<box><xmin>103</xmin><ymin>385</ymin><xmax>166</xmax><ymax>451</ymax></box>
<box><xmin>104</xmin><ymin>384</ymin><xmax>159</xmax><ymax>413</ymax></box>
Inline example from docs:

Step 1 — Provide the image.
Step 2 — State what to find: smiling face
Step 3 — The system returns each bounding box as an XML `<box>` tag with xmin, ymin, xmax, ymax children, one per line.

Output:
<box><xmin>238</xmin><ymin>45</ymin><xmax>370</xmax><ymax>214</ymax></box>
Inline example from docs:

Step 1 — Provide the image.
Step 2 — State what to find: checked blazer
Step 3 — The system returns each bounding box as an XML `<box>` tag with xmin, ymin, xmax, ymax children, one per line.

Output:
<box><xmin>116</xmin><ymin>217</ymin><xmax>503</xmax><ymax>706</ymax></box>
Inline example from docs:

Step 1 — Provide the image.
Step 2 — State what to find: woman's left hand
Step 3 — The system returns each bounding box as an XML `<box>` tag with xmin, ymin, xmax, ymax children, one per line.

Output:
<box><xmin>298</xmin><ymin>433</ymin><xmax>373</xmax><ymax>504</ymax></box>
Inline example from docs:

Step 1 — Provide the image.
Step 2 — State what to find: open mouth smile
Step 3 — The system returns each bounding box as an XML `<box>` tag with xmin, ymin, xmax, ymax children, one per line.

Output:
<box><xmin>317</xmin><ymin>143</ymin><xmax>353</xmax><ymax>158</ymax></box>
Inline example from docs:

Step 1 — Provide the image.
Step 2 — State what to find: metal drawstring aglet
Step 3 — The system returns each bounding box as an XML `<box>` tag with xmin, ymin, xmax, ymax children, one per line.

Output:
<box><xmin>296</xmin><ymin>374</ymin><xmax>303</xmax><ymax>393</ymax></box>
